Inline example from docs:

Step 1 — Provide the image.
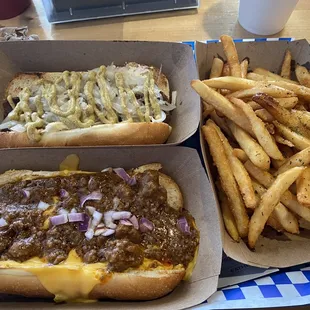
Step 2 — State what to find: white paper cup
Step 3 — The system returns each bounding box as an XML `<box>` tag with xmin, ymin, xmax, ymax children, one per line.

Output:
<box><xmin>238</xmin><ymin>0</ymin><xmax>299</xmax><ymax>36</ymax></box>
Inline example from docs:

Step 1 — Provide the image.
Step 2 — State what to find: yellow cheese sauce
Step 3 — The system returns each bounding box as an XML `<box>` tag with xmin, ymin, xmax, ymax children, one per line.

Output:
<box><xmin>0</xmin><ymin>250</ymin><xmax>184</xmax><ymax>303</ymax></box>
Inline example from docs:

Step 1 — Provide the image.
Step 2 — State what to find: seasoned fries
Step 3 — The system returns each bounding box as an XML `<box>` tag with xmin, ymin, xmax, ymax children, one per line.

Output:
<box><xmin>202</xmin><ymin>124</ymin><xmax>249</xmax><ymax>237</ymax></box>
<box><xmin>228</xmin><ymin>120</ymin><xmax>270</xmax><ymax>170</ymax></box>
<box><xmin>231</xmin><ymin>98</ymin><xmax>283</xmax><ymax>160</ymax></box>
<box><xmin>193</xmin><ymin>34</ymin><xmax>310</xmax><ymax>249</ymax></box>
<box><xmin>296</xmin><ymin>167</ymin><xmax>310</xmax><ymax>207</ymax></box>
<box><xmin>220</xmin><ymin>35</ymin><xmax>242</xmax><ymax>78</ymax></box>
<box><xmin>295</xmin><ymin>65</ymin><xmax>310</xmax><ymax>88</ymax></box>
<box><xmin>281</xmin><ymin>50</ymin><xmax>292</xmax><ymax>79</ymax></box>
<box><xmin>210</xmin><ymin>57</ymin><xmax>224</xmax><ymax>79</ymax></box>
<box><xmin>248</xmin><ymin>167</ymin><xmax>305</xmax><ymax>248</ymax></box>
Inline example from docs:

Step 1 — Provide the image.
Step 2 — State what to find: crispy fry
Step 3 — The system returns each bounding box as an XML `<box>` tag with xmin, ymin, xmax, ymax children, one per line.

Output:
<box><xmin>216</xmin><ymin>182</ymin><xmax>240</xmax><ymax>242</ymax></box>
<box><xmin>210</xmin><ymin>111</ymin><xmax>232</xmax><ymax>138</ymax></box>
<box><xmin>241</xmin><ymin>58</ymin><xmax>249</xmax><ymax>78</ymax></box>
<box><xmin>244</xmin><ymin>160</ymin><xmax>310</xmax><ymax>222</ymax></box>
<box><xmin>253</xmin><ymin>67</ymin><xmax>298</xmax><ymax>85</ymax></box>
<box><xmin>248</xmin><ymin>101</ymin><xmax>262</xmax><ymax>110</ymax></box>
<box><xmin>276</xmin><ymin>97</ymin><xmax>298</xmax><ymax>109</ymax></box>
<box><xmin>203</xmin><ymin>77</ymin><xmax>296</xmax><ymax>97</ymax></box>
<box><xmin>281</xmin><ymin>49</ymin><xmax>292</xmax><ymax>79</ymax></box>
<box><xmin>222</xmin><ymin>63</ymin><xmax>231</xmax><ymax>77</ymax></box>
<box><xmin>253</xmin><ymin>93</ymin><xmax>310</xmax><ymax>138</ymax></box>
<box><xmin>255</xmin><ymin>109</ymin><xmax>274</xmax><ymax>122</ymax></box>
<box><xmin>191</xmin><ymin>80</ymin><xmax>254</xmax><ymax>134</ymax></box>
<box><xmin>231</xmin><ymin>98</ymin><xmax>284</xmax><ymax>160</ymax></box>
<box><xmin>220</xmin><ymin>35</ymin><xmax>242</xmax><ymax>78</ymax></box>
<box><xmin>210</xmin><ymin>57</ymin><xmax>225</xmax><ymax>79</ymax></box>
<box><xmin>247</xmin><ymin>73</ymin><xmax>310</xmax><ymax>101</ymax></box>
<box><xmin>296</xmin><ymin>167</ymin><xmax>310</xmax><ymax>207</ymax></box>
<box><xmin>291</xmin><ymin>109</ymin><xmax>310</xmax><ymax>129</ymax></box>
<box><xmin>252</xmin><ymin>180</ymin><xmax>299</xmax><ymax>234</ymax></box>
<box><xmin>274</xmin><ymin>134</ymin><xmax>294</xmax><ymax>148</ymax></box>
<box><xmin>227</xmin><ymin>120</ymin><xmax>270</xmax><ymax>170</ymax></box>
<box><xmin>275</xmin><ymin>146</ymin><xmax>310</xmax><ymax>176</ymax></box>
<box><xmin>209</xmin><ymin>119</ymin><xmax>258</xmax><ymax>209</ymax></box>
<box><xmin>202</xmin><ymin>124</ymin><xmax>249</xmax><ymax>237</ymax></box>
<box><xmin>273</xmin><ymin>121</ymin><xmax>310</xmax><ymax>150</ymax></box>
<box><xmin>295</xmin><ymin>65</ymin><xmax>310</xmax><ymax>88</ymax></box>
<box><xmin>233</xmin><ymin>148</ymin><xmax>248</xmax><ymax>163</ymax></box>
<box><xmin>248</xmin><ymin>167</ymin><xmax>305</xmax><ymax>248</ymax></box>
<box><xmin>202</xmin><ymin>101</ymin><xmax>215</xmax><ymax>118</ymax></box>
<box><xmin>228</xmin><ymin>85</ymin><xmax>295</xmax><ymax>99</ymax></box>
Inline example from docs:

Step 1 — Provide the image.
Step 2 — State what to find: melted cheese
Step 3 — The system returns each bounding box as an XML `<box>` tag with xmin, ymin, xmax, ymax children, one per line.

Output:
<box><xmin>0</xmin><ymin>250</ymin><xmax>183</xmax><ymax>303</ymax></box>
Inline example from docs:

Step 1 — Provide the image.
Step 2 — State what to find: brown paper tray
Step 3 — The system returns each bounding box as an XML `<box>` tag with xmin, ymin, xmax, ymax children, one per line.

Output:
<box><xmin>0</xmin><ymin>40</ymin><xmax>200</xmax><ymax>147</ymax></box>
<box><xmin>0</xmin><ymin>146</ymin><xmax>221</xmax><ymax>309</ymax></box>
<box><xmin>197</xmin><ymin>39</ymin><xmax>310</xmax><ymax>268</ymax></box>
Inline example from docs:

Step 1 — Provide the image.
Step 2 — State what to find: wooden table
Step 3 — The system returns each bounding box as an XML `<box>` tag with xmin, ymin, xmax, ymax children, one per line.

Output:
<box><xmin>0</xmin><ymin>0</ymin><xmax>309</xmax><ymax>42</ymax></box>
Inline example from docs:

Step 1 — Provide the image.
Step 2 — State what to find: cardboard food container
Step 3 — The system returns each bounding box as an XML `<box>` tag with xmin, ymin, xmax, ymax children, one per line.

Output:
<box><xmin>196</xmin><ymin>39</ymin><xmax>310</xmax><ymax>268</ymax></box>
<box><xmin>0</xmin><ymin>146</ymin><xmax>222</xmax><ymax>309</ymax></box>
<box><xmin>0</xmin><ymin>40</ymin><xmax>200</xmax><ymax>146</ymax></box>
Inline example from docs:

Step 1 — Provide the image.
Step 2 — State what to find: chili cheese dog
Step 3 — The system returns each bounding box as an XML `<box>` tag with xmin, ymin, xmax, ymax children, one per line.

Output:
<box><xmin>0</xmin><ymin>63</ymin><xmax>177</xmax><ymax>147</ymax></box>
<box><xmin>0</xmin><ymin>164</ymin><xmax>199</xmax><ymax>302</ymax></box>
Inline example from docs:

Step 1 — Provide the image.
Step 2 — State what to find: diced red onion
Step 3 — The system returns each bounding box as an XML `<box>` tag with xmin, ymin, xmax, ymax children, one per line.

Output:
<box><xmin>60</xmin><ymin>189</ymin><xmax>69</xmax><ymax>199</ymax></box>
<box><xmin>92</xmin><ymin>211</ymin><xmax>103</xmax><ymax>227</ymax></box>
<box><xmin>68</xmin><ymin>213</ymin><xmax>85</xmax><ymax>223</ymax></box>
<box><xmin>120</xmin><ymin>219</ymin><xmax>133</xmax><ymax>226</ymax></box>
<box><xmin>101</xmin><ymin>228</ymin><xmax>115</xmax><ymax>237</ymax></box>
<box><xmin>80</xmin><ymin>191</ymin><xmax>102</xmax><ymax>208</ymax></box>
<box><xmin>97</xmin><ymin>223</ymin><xmax>105</xmax><ymax>229</ymax></box>
<box><xmin>85</xmin><ymin>228</ymin><xmax>94</xmax><ymax>240</ymax></box>
<box><xmin>177</xmin><ymin>217</ymin><xmax>191</xmax><ymax>235</ymax></box>
<box><xmin>113</xmin><ymin>168</ymin><xmax>136</xmax><ymax>186</ymax></box>
<box><xmin>50</xmin><ymin>214</ymin><xmax>68</xmax><ymax>226</ymax></box>
<box><xmin>139</xmin><ymin>218</ymin><xmax>154</xmax><ymax>232</ymax></box>
<box><xmin>0</xmin><ymin>218</ymin><xmax>7</xmax><ymax>227</ymax></box>
<box><xmin>104</xmin><ymin>211</ymin><xmax>117</xmax><ymax>229</ymax></box>
<box><xmin>94</xmin><ymin>228</ymin><xmax>106</xmax><ymax>236</ymax></box>
<box><xmin>129</xmin><ymin>215</ymin><xmax>139</xmax><ymax>230</ymax></box>
<box><xmin>88</xmin><ymin>177</ymin><xmax>97</xmax><ymax>190</ymax></box>
<box><xmin>70</xmin><ymin>208</ymin><xmax>77</xmax><ymax>213</ymax></box>
<box><xmin>112</xmin><ymin>211</ymin><xmax>132</xmax><ymax>220</ymax></box>
<box><xmin>22</xmin><ymin>189</ymin><xmax>30</xmax><ymax>199</ymax></box>
<box><xmin>101</xmin><ymin>167</ymin><xmax>112</xmax><ymax>172</ymax></box>
<box><xmin>37</xmin><ymin>201</ymin><xmax>50</xmax><ymax>211</ymax></box>
<box><xmin>78</xmin><ymin>214</ymin><xmax>90</xmax><ymax>232</ymax></box>
<box><xmin>58</xmin><ymin>208</ymin><xmax>69</xmax><ymax>215</ymax></box>
<box><xmin>86</xmin><ymin>206</ymin><xmax>96</xmax><ymax>215</ymax></box>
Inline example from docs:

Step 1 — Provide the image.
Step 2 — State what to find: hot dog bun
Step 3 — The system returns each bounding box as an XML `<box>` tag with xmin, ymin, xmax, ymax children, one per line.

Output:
<box><xmin>0</xmin><ymin>164</ymin><xmax>199</xmax><ymax>302</ymax></box>
<box><xmin>0</xmin><ymin>63</ymin><xmax>176</xmax><ymax>147</ymax></box>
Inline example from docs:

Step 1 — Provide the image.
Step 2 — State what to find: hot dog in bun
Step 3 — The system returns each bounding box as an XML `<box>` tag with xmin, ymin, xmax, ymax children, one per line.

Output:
<box><xmin>0</xmin><ymin>63</ymin><xmax>177</xmax><ymax>147</ymax></box>
<box><xmin>0</xmin><ymin>163</ymin><xmax>199</xmax><ymax>302</ymax></box>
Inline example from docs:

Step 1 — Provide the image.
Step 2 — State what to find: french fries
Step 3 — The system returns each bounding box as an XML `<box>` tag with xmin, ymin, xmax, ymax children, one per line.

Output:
<box><xmin>209</xmin><ymin>119</ymin><xmax>257</xmax><ymax>209</ymax></box>
<box><xmin>231</xmin><ymin>98</ymin><xmax>283</xmax><ymax>160</ymax></box>
<box><xmin>216</xmin><ymin>182</ymin><xmax>240</xmax><ymax>242</ymax></box>
<box><xmin>248</xmin><ymin>167</ymin><xmax>305</xmax><ymax>248</ymax></box>
<box><xmin>228</xmin><ymin>120</ymin><xmax>270</xmax><ymax>170</ymax></box>
<box><xmin>194</xmin><ymin>34</ymin><xmax>310</xmax><ymax>249</ymax></box>
<box><xmin>202</xmin><ymin>123</ymin><xmax>249</xmax><ymax>237</ymax></box>
<box><xmin>220</xmin><ymin>35</ymin><xmax>242</xmax><ymax>78</ymax></box>
<box><xmin>210</xmin><ymin>57</ymin><xmax>224</xmax><ymax>79</ymax></box>
<box><xmin>253</xmin><ymin>93</ymin><xmax>310</xmax><ymax>138</ymax></box>
<box><xmin>275</xmin><ymin>146</ymin><xmax>310</xmax><ymax>176</ymax></box>
<box><xmin>191</xmin><ymin>80</ymin><xmax>254</xmax><ymax>134</ymax></box>
<box><xmin>240</xmin><ymin>58</ymin><xmax>249</xmax><ymax>79</ymax></box>
<box><xmin>281</xmin><ymin>50</ymin><xmax>292</xmax><ymax>79</ymax></box>
<box><xmin>251</xmin><ymin>180</ymin><xmax>299</xmax><ymax>234</ymax></box>
<box><xmin>253</xmin><ymin>67</ymin><xmax>298</xmax><ymax>85</ymax></box>
<box><xmin>296</xmin><ymin>167</ymin><xmax>310</xmax><ymax>207</ymax></box>
<box><xmin>295</xmin><ymin>65</ymin><xmax>310</xmax><ymax>88</ymax></box>
<box><xmin>273</xmin><ymin>121</ymin><xmax>310</xmax><ymax>150</ymax></box>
